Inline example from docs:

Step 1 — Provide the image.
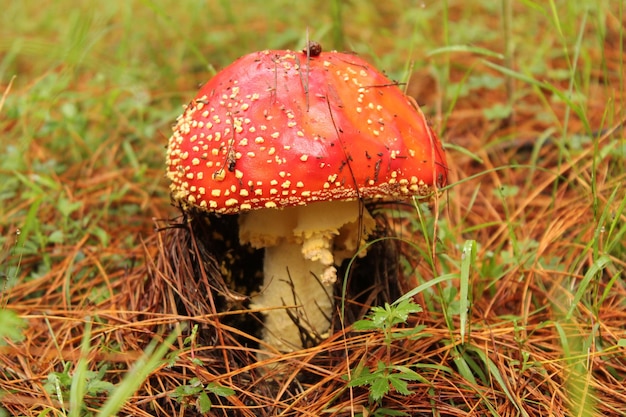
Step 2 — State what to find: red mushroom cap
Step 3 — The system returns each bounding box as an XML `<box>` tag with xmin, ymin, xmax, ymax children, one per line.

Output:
<box><xmin>167</xmin><ymin>48</ymin><xmax>447</xmax><ymax>214</ymax></box>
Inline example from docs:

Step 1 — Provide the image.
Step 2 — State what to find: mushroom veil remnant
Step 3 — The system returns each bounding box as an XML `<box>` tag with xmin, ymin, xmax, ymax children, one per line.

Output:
<box><xmin>166</xmin><ymin>42</ymin><xmax>448</xmax><ymax>354</ymax></box>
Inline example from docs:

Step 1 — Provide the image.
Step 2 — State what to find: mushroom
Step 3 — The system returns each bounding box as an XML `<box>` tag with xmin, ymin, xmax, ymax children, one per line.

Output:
<box><xmin>166</xmin><ymin>43</ymin><xmax>448</xmax><ymax>354</ymax></box>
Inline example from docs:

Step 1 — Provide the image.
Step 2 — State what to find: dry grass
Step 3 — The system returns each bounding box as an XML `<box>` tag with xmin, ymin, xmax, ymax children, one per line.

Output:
<box><xmin>1</xmin><ymin>1</ymin><xmax>625</xmax><ymax>416</ymax></box>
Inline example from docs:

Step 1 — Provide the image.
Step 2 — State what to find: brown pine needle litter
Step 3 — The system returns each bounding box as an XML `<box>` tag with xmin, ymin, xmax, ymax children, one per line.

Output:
<box><xmin>1</xmin><ymin>2</ymin><xmax>626</xmax><ymax>416</ymax></box>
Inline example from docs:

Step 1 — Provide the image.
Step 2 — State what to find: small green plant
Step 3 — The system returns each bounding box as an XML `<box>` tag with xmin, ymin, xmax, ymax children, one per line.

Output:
<box><xmin>169</xmin><ymin>378</ymin><xmax>235</xmax><ymax>414</ymax></box>
<box><xmin>355</xmin><ymin>408</ymin><xmax>410</xmax><ymax>417</ymax></box>
<box><xmin>347</xmin><ymin>361</ymin><xmax>423</xmax><ymax>404</ymax></box>
<box><xmin>43</xmin><ymin>363</ymin><xmax>115</xmax><ymax>406</ymax></box>
<box><xmin>37</xmin><ymin>320</ymin><xmax>181</xmax><ymax>417</ymax></box>
<box><xmin>95</xmin><ymin>327</ymin><xmax>181</xmax><ymax>417</ymax></box>
<box><xmin>347</xmin><ymin>298</ymin><xmax>427</xmax><ymax>404</ymax></box>
<box><xmin>352</xmin><ymin>298</ymin><xmax>424</xmax><ymax>346</ymax></box>
<box><xmin>166</xmin><ymin>325</ymin><xmax>235</xmax><ymax>412</ymax></box>
<box><xmin>0</xmin><ymin>309</ymin><xmax>26</xmax><ymax>345</ymax></box>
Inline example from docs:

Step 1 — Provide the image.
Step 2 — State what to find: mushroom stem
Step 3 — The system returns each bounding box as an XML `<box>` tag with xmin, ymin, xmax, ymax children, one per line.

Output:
<box><xmin>239</xmin><ymin>200</ymin><xmax>375</xmax><ymax>353</ymax></box>
<box><xmin>252</xmin><ymin>241</ymin><xmax>334</xmax><ymax>352</ymax></box>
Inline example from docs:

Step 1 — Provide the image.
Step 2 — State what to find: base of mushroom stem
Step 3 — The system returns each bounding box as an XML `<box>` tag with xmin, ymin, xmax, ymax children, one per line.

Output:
<box><xmin>251</xmin><ymin>240</ymin><xmax>334</xmax><ymax>354</ymax></box>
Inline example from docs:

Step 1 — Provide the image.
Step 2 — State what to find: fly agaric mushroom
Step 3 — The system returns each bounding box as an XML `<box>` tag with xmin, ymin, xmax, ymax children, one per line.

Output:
<box><xmin>166</xmin><ymin>43</ymin><xmax>447</xmax><ymax>354</ymax></box>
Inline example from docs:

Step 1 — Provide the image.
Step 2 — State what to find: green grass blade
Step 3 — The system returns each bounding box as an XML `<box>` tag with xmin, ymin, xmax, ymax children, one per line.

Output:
<box><xmin>96</xmin><ymin>327</ymin><xmax>181</xmax><ymax>417</ymax></box>
<box><xmin>467</xmin><ymin>345</ymin><xmax>530</xmax><ymax>417</ymax></box>
<box><xmin>393</xmin><ymin>273</ymin><xmax>457</xmax><ymax>306</ymax></box>
<box><xmin>566</xmin><ymin>255</ymin><xmax>611</xmax><ymax>320</ymax></box>
<box><xmin>427</xmin><ymin>45</ymin><xmax>504</xmax><ymax>59</ymax></box>
<box><xmin>450</xmin><ymin>346</ymin><xmax>477</xmax><ymax>386</ymax></box>
<box><xmin>69</xmin><ymin>319</ymin><xmax>92</xmax><ymax>417</ymax></box>
<box><xmin>459</xmin><ymin>240</ymin><xmax>475</xmax><ymax>342</ymax></box>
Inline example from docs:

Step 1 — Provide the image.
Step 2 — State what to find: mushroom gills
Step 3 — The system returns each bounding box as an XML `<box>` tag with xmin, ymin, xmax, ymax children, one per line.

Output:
<box><xmin>239</xmin><ymin>200</ymin><xmax>375</xmax><ymax>352</ymax></box>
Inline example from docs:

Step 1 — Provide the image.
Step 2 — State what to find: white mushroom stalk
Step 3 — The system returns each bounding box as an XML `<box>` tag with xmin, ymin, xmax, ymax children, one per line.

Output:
<box><xmin>239</xmin><ymin>200</ymin><xmax>374</xmax><ymax>352</ymax></box>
